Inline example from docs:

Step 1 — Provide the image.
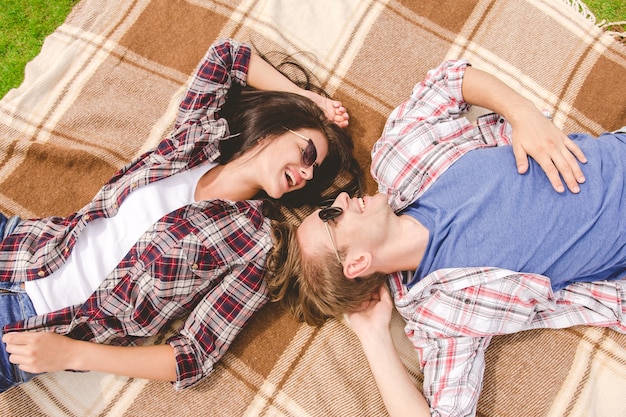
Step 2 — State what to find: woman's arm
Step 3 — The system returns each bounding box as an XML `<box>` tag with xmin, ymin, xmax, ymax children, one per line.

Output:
<box><xmin>3</xmin><ymin>332</ymin><xmax>177</xmax><ymax>381</ymax></box>
<box><xmin>347</xmin><ymin>286</ymin><xmax>431</xmax><ymax>417</ymax></box>
<box><xmin>461</xmin><ymin>66</ymin><xmax>587</xmax><ymax>193</ymax></box>
<box><xmin>246</xmin><ymin>53</ymin><xmax>349</xmax><ymax>127</ymax></box>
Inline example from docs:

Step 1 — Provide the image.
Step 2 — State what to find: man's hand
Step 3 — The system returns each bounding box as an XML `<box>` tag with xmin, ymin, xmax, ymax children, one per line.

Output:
<box><xmin>510</xmin><ymin>108</ymin><xmax>587</xmax><ymax>193</ymax></box>
<box><xmin>346</xmin><ymin>285</ymin><xmax>432</xmax><ymax>417</ymax></box>
<box><xmin>346</xmin><ymin>284</ymin><xmax>393</xmax><ymax>340</ymax></box>
<box><xmin>461</xmin><ymin>66</ymin><xmax>587</xmax><ymax>193</ymax></box>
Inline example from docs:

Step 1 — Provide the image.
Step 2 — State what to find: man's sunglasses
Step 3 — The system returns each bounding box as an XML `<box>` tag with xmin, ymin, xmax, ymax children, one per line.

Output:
<box><xmin>283</xmin><ymin>127</ymin><xmax>318</xmax><ymax>168</ymax></box>
<box><xmin>319</xmin><ymin>206</ymin><xmax>343</xmax><ymax>264</ymax></box>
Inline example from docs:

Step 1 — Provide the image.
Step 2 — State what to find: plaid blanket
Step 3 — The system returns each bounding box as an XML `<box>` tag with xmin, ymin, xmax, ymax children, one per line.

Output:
<box><xmin>0</xmin><ymin>1</ymin><xmax>625</xmax><ymax>416</ymax></box>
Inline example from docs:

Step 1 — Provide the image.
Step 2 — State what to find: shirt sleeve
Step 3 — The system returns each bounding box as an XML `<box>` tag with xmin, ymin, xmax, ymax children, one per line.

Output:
<box><xmin>371</xmin><ymin>60</ymin><xmax>486</xmax><ymax>212</ymax></box>
<box><xmin>164</xmin><ymin>203</ymin><xmax>272</xmax><ymax>390</ymax></box>
<box><xmin>416</xmin><ymin>335</ymin><xmax>491</xmax><ymax>417</ymax></box>
<box><xmin>392</xmin><ymin>268</ymin><xmax>626</xmax><ymax>415</ymax></box>
<box><xmin>153</xmin><ymin>39</ymin><xmax>252</xmax><ymax>160</ymax></box>
<box><xmin>392</xmin><ymin>267</ymin><xmax>554</xmax><ymax>415</ymax></box>
<box><xmin>167</xmin><ymin>258</ymin><xmax>269</xmax><ymax>390</ymax></box>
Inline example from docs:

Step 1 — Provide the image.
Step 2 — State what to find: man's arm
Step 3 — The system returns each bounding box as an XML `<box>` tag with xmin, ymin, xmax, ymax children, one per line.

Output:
<box><xmin>347</xmin><ymin>286</ymin><xmax>431</xmax><ymax>417</ymax></box>
<box><xmin>348</xmin><ymin>285</ymin><xmax>488</xmax><ymax>417</ymax></box>
<box><xmin>461</xmin><ymin>66</ymin><xmax>587</xmax><ymax>193</ymax></box>
<box><xmin>3</xmin><ymin>332</ymin><xmax>177</xmax><ymax>381</ymax></box>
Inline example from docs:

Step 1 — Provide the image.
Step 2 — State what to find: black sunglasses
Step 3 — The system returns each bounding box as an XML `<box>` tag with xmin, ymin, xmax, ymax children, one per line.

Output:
<box><xmin>283</xmin><ymin>127</ymin><xmax>318</xmax><ymax>168</ymax></box>
<box><xmin>318</xmin><ymin>206</ymin><xmax>343</xmax><ymax>222</ymax></box>
<box><xmin>319</xmin><ymin>206</ymin><xmax>343</xmax><ymax>263</ymax></box>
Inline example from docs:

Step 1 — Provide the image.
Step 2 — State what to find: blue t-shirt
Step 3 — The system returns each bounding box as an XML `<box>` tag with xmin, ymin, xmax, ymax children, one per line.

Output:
<box><xmin>402</xmin><ymin>132</ymin><xmax>626</xmax><ymax>292</ymax></box>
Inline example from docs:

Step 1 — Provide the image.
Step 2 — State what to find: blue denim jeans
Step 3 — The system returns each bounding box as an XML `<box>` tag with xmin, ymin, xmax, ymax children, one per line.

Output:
<box><xmin>0</xmin><ymin>212</ymin><xmax>36</xmax><ymax>392</ymax></box>
<box><xmin>0</xmin><ymin>281</ymin><xmax>38</xmax><ymax>392</ymax></box>
<box><xmin>0</xmin><ymin>213</ymin><xmax>20</xmax><ymax>241</ymax></box>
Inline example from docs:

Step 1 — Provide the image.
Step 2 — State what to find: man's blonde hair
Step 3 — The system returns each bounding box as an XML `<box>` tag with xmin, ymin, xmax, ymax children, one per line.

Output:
<box><xmin>272</xmin><ymin>233</ymin><xmax>388</xmax><ymax>326</ymax></box>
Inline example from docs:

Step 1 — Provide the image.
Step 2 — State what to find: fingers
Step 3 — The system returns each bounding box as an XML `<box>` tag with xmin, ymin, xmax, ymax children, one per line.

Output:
<box><xmin>551</xmin><ymin>143</ymin><xmax>586</xmax><ymax>193</ymax></box>
<box><xmin>512</xmin><ymin>135</ymin><xmax>586</xmax><ymax>194</ymax></box>
<box><xmin>378</xmin><ymin>284</ymin><xmax>392</xmax><ymax>303</ymax></box>
<box><xmin>352</xmin><ymin>286</ymin><xmax>391</xmax><ymax>313</ymax></box>
<box><xmin>536</xmin><ymin>158</ymin><xmax>566</xmax><ymax>193</ymax></box>
<box><xmin>370</xmin><ymin>285</ymin><xmax>394</xmax><ymax>313</ymax></box>
<box><xmin>333</xmin><ymin>114</ymin><xmax>349</xmax><ymax>128</ymax></box>
<box><xmin>513</xmin><ymin>146</ymin><xmax>529</xmax><ymax>175</ymax></box>
<box><xmin>2</xmin><ymin>332</ymin><xmax>24</xmax><ymax>346</ymax></box>
<box><xmin>3</xmin><ymin>332</ymin><xmax>73</xmax><ymax>374</ymax></box>
<box><xmin>564</xmin><ymin>137</ymin><xmax>587</xmax><ymax>164</ymax></box>
<box><xmin>509</xmin><ymin>106</ymin><xmax>589</xmax><ymax>194</ymax></box>
<box><xmin>3</xmin><ymin>332</ymin><xmax>36</xmax><ymax>356</ymax></box>
<box><xmin>330</xmin><ymin>100</ymin><xmax>349</xmax><ymax>128</ymax></box>
<box><xmin>3</xmin><ymin>333</ymin><xmax>35</xmax><ymax>371</ymax></box>
<box><xmin>301</xmin><ymin>90</ymin><xmax>349</xmax><ymax>128</ymax></box>
<box><xmin>534</xmin><ymin>144</ymin><xmax>586</xmax><ymax>193</ymax></box>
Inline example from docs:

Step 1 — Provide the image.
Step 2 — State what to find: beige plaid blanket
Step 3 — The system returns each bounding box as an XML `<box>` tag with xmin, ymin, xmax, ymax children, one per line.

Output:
<box><xmin>0</xmin><ymin>0</ymin><xmax>625</xmax><ymax>416</ymax></box>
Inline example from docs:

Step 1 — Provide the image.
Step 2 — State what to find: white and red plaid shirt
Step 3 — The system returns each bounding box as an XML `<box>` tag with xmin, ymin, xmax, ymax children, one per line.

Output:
<box><xmin>372</xmin><ymin>60</ymin><xmax>626</xmax><ymax>416</ymax></box>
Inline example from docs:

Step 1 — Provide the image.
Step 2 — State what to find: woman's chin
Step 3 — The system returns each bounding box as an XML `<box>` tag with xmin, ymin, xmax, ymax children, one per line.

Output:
<box><xmin>266</xmin><ymin>188</ymin><xmax>285</xmax><ymax>200</ymax></box>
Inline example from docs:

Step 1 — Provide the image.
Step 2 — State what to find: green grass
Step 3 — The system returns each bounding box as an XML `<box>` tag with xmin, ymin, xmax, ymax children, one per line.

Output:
<box><xmin>584</xmin><ymin>0</ymin><xmax>626</xmax><ymax>24</ymax></box>
<box><xmin>0</xmin><ymin>0</ymin><xmax>624</xmax><ymax>100</ymax></box>
<box><xmin>0</xmin><ymin>0</ymin><xmax>78</xmax><ymax>99</ymax></box>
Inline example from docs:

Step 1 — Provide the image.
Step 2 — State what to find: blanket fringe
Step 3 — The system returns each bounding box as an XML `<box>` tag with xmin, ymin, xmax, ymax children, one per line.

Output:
<box><xmin>561</xmin><ymin>0</ymin><xmax>625</xmax><ymax>43</ymax></box>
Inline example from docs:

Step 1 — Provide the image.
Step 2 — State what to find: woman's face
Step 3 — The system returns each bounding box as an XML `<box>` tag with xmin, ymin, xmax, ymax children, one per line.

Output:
<box><xmin>255</xmin><ymin>127</ymin><xmax>329</xmax><ymax>199</ymax></box>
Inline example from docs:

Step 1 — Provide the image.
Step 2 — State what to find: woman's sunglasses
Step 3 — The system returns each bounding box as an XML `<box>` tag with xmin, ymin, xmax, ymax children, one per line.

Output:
<box><xmin>283</xmin><ymin>127</ymin><xmax>318</xmax><ymax>168</ymax></box>
<box><xmin>318</xmin><ymin>206</ymin><xmax>343</xmax><ymax>264</ymax></box>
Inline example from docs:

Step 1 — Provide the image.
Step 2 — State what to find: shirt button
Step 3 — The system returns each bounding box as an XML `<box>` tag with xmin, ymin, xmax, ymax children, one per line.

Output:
<box><xmin>84</xmin><ymin>214</ymin><xmax>91</xmax><ymax>221</ymax></box>
<box><xmin>191</xmin><ymin>264</ymin><xmax>198</xmax><ymax>270</ymax></box>
<box><xmin>37</xmin><ymin>270</ymin><xmax>45</xmax><ymax>277</ymax></box>
<box><xmin>464</xmin><ymin>298</ymin><xmax>471</xmax><ymax>304</ymax></box>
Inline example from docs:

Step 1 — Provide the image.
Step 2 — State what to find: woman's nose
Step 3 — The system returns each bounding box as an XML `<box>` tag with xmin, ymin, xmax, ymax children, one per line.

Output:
<box><xmin>300</xmin><ymin>164</ymin><xmax>314</xmax><ymax>180</ymax></box>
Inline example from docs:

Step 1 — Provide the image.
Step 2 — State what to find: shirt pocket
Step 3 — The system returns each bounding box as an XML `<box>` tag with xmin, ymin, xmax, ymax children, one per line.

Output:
<box><xmin>410</xmin><ymin>288</ymin><xmax>482</xmax><ymax>337</ymax></box>
<box><xmin>151</xmin><ymin>234</ymin><xmax>220</xmax><ymax>302</ymax></box>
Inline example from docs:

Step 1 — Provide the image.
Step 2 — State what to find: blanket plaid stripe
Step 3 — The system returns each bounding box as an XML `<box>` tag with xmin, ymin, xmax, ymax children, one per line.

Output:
<box><xmin>0</xmin><ymin>0</ymin><xmax>624</xmax><ymax>416</ymax></box>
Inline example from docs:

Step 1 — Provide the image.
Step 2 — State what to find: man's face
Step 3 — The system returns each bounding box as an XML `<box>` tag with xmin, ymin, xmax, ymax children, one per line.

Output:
<box><xmin>296</xmin><ymin>192</ymin><xmax>392</xmax><ymax>260</ymax></box>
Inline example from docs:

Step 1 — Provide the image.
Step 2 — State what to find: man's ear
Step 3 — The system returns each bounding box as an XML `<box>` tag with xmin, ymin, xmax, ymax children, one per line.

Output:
<box><xmin>343</xmin><ymin>252</ymin><xmax>372</xmax><ymax>279</ymax></box>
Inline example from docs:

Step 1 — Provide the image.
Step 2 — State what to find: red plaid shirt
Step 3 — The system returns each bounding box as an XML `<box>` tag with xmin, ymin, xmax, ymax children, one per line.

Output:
<box><xmin>0</xmin><ymin>39</ymin><xmax>273</xmax><ymax>390</ymax></box>
<box><xmin>373</xmin><ymin>60</ymin><xmax>626</xmax><ymax>416</ymax></box>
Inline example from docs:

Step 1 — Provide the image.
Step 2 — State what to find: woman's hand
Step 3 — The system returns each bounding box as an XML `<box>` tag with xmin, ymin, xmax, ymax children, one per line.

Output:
<box><xmin>510</xmin><ymin>107</ymin><xmax>587</xmax><ymax>193</ymax></box>
<box><xmin>3</xmin><ymin>331</ymin><xmax>178</xmax><ymax>381</ymax></box>
<box><xmin>247</xmin><ymin>52</ymin><xmax>349</xmax><ymax>128</ymax></box>
<box><xmin>3</xmin><ymin>331</ymin><xmax>77</xmax><ymax>373</ymax></box>
<box><xmin>302</xmin><ymin>90</ymin><xmax>350</xmax><ymax>128</ymax></box>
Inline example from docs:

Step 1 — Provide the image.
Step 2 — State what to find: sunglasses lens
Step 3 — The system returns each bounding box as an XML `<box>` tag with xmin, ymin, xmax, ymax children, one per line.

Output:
<box><xmin>319</xmin><ymin>206</ymin><xmax>343</xmax><ymax>222</ymax></box>
<box><xmin>302</xmin><ymin>139</ymin><xmax>318</xmax><ymax>167</ymax></box>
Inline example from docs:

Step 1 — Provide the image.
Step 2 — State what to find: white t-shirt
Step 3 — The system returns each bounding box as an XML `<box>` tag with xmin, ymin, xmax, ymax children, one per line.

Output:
<box><xmin>25</xmin><ymin>163</ymin><xmax>216</xmax><ymax>314</ymax></box>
